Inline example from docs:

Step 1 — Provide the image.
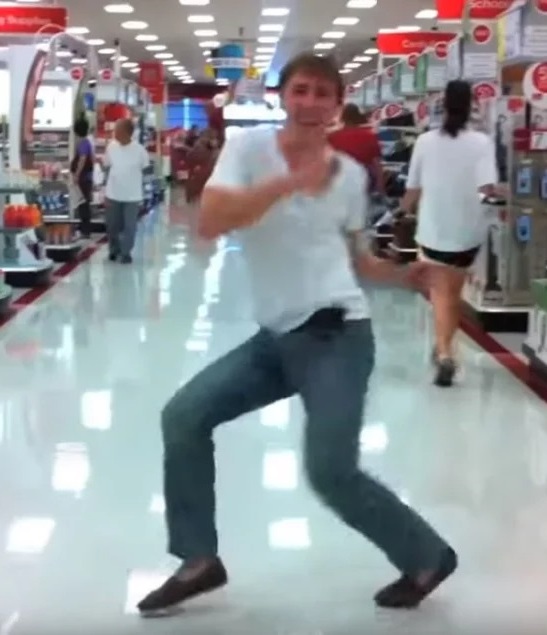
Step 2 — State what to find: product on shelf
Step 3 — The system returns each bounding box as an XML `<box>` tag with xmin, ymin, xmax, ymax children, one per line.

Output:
<box><xmin>44</xmin><ymin>224</ymin><xmax>75</xmax><ymax>245</ymax></box>
<box><xmin>0</xmin><ymin>170</ymin><xmax>39</xmax><ymax>191</ymax></box>
<box><xmin>3</xmin><ymin>204</ymin><xmax>42</xmax><ymax>229</ymax></box>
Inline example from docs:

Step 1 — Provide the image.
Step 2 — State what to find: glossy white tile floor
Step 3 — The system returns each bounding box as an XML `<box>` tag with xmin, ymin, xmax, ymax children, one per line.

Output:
<box><xmin>1</xmin><ymin>197</ymin><xmax>547</xmax><ymax>635</ymax></box>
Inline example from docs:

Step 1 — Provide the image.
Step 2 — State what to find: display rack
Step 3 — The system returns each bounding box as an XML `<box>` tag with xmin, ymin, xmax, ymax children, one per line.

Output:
<box><xmin>522</xmin><ymin>279</ymin><xmax>547</xmax><ymax>378</ymax></box>
<box><xmin>37</xmin><ymin>180</ymin><xmax>82</xmax><ymax>262</ymax></box>
<box><xmin>0</xmin><ymin>187</ymin><xmax>54</xmax><ymax>288</ymax></box>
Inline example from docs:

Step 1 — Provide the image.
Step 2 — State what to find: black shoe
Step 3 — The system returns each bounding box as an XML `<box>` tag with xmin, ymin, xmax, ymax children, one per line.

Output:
<box><xmin>434</xmin><ymin>358</ymin><xmax>456</xmax><ymax>387</ymax></box>
<box><xmin>374</xmin><ymin>547</ymin><xmax>458</xmax><ymax>609</ymax></box>
<box><xmin>120</xmin><ymin>255</ymin><xmax>132</xmax><ymax>264</ymax></box>
<box><xmin>137</xmin><ymin>557</ymin><xmax>228</xmax><ymax>618</ymax></box>
<box><xmin>109</xmin><ymin>252</ymin><xmax>118</xmax><ymax>262</ymax></box>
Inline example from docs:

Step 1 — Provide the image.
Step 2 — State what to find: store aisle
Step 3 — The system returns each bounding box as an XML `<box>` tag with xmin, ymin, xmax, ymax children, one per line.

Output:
<box><xmin>1</xmin><ymin>198</ymin><xmax>547</xmax><ymax>635</ymax></box>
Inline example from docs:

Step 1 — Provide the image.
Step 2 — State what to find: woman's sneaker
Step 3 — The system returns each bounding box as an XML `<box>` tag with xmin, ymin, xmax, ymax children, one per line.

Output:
<box><xmin>434</xmin><ymin>357</ymin><xmax>456</xmax><ymax>387</ymax></box>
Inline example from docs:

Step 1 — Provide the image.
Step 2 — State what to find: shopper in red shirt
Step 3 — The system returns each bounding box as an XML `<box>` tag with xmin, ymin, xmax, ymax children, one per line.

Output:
<box><xmin>329</xmin><ymin>104</ymin><xmax>385</xmax><ymax>196</ymax></box>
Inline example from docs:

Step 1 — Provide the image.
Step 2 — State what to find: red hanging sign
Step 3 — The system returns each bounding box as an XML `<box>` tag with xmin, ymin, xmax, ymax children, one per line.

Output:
<box><xmin>0</xmin><ymin>5</ymin><xmax>67</xmax><ymax>34</ymax></box>
<box><xmin>376</xmin><ymin>31</ymin><xmax>457</xmax><ymax>57</ymax></box>
<box><xmin>436</xmin><ymin>0</ymin><xmax>526</xmax><ymax>21</ymax></box>
<box><xmin>139</xmin><ymin>62</ymin><xmax>165</xmax><ymax>105</ymax></box>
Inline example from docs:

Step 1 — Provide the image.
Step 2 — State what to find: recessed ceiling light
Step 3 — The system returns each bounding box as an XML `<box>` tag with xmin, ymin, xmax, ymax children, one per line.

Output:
<box><xmin>104</xmin><ymin>3</ymin><xmax>134</xmax><ymax>13</ymax></box>
<box><xmin>121</xmin><ymin>21</ymin><xmax>148</xmax><ymax>29</ymax></box>
<box><xmin>194</xmin><ymin>29</ymin><xmax>218</xmax><ymax>36</ymax></box>
<box><xmin>261</xmin><ymin>7</ymin><xmax>290</xmax><ymax>16</ymax></box>
<box><xmin>202</xmin><ymin>49</ymin><xmax>211</xmax><ymax>56</ymax></box>
<box><xmin>162</xmin><ymin>60</ymin><xmax>179</xmax><ymax>66</ymax></box>
<box><xmin>98</xmin><ymin>48</ymin><xmax>116</xmax><ymax>54</ymax></box>
<box><xmin>256</xmin><ymin>46</ymin><xmax>276</xmax><ymax>53</ymax></box>
<box><xmin>333</xmin><ymin>17</ymin><xmax>359</xmax><ymax>25</ymax></box>
<box><xmin>259</xmin><ymin>24</ymin><xmax>284</xmax><ymax>32</ymax></box>
<box><xmin>314</xmin><ymin>42</ymin><xmax>336</xmax><ymax>49</ymax></box>
<box><xmin>378</xmin><ymin>28</ymin><xmax>397</xmax><ymax>33</ymax></box>
<box><xmin>364</xmin><ymin>47</ymin><xmax>378</xmax><ymax>54</ymax></box>
<box><xmin>87</xmin><ymin>39</ymin><xmax>105</xmax><ymax>46</ymax></box>
<box><xmin>322</xmin><ymin>31</ymin><xmax>346</xmax><ymax>38</ymax></box>
<box><xmin>171</xmin><ymin>65</ymin><xmax>185</xmax><ymax>71</ymax></box>
<box><xmin>258</xmin><ymin>36</ymin><xmax>279</xmax><ymax>43</ymax></box>
<box><xmin>183</xmin><ymin>79</ymin><xmax>195</xmax><ymax>83</ymax></box>
<box><xmin>415</xmin><ymin>9</ymin><xmax>438</xmax><ymax>19</ymax></box>
<box><xmin>146</xmin><ymin>44</ymin><xmax>167</xmax><ymax>51</ymax></box>
<box><xmin>71</xmin><ymin>57</ymin><xmax>88</xmax><ymax>64</ymax></box>
<box><xmin>347</xmin><ymin>0</ymin><xmax>377</xmax><ymax>7</ymax></box>
<box><xmin>340</xmin><ymin>69</ymin><xmax>351</xmax><ymax>74</ymax></box>
<box><xmin>354</xmin><ymin>55</ymin><xmax>372</xmax><ymax>62</ymax></box>
<box><xmin>130</xmin><ymin>67</ymin><xmax>140</xmax><ymax>73</ymax></box>
<box><xmin>111</xmin><ymin>55</ymin><xmax>129</xmax><ymax>62</ymax></box>
<box><xmin>122</xmin><ymin>61</ymin><xmax>139</xmax><ymax>68</ymax></box>
<box><xmin>345</xmin><ymin>62</ymin><xmax>361</xmax><ymax>69</ymax></box>
<box><xmin>397</xmin><ymin>25</ymin><xmax>421</xmax><ymax>31</ymax></box>
<box><xmin>66</xmin><ymin>27</ymin><xmax>90</xmax><ymax>35</ymax></box>
<box><xmin>199</xmin><ymin>41</ymin><xmax>220</xmax><ymax>47</ymax></box>
<box><xmin>180</xmin><ymin>0</ymin><xmax>210</xmax><ymax>4</ymax></box>
<box><xmin>187</xmin><ymin>14</ymin><xmax>214</xmax><ymax>23</ymax></box>
<box><xmin>154</xmin><ymin>52</ymin><xmax>173</xmax><ymax>59</ymax></box>
<box><xmin>136</xmin><ymin>34</ymin><xmax>159</xmax><ymax>41</ymax></box>
<box><xmin>57</xmin><ymin>50</ymin><xmax>73</xmax><ymax>58</ymax></box>
<box><xmin>255</xmin><ymin>54</ymin><xmax>272</xmax><ymax>61</ymax></box>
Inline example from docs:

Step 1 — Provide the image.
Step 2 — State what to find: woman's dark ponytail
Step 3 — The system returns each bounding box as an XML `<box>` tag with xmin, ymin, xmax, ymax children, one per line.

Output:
<box><xmin>441</xmin><ymin>80</ymin><xmax>472</xmax><ymax>138</ymax></box>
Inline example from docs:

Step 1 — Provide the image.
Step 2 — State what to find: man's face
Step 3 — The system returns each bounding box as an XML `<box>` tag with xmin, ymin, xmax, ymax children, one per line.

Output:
<box><xmin>282</xmin><ymin>71</ymin><xmax>340</xmax><ymax>129</ymax></box>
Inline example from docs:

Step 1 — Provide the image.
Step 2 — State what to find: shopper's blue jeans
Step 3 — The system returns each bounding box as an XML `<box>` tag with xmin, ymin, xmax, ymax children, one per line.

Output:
<box><xmin>161</xmin><ymin>319</ymin><xmax>449</xmax><ymax>577</ymax></box>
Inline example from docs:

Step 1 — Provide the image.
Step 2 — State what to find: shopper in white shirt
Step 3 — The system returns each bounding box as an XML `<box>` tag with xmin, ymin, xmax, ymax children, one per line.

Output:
<box><xmin>400</xmin><ymin>80</ymin><xmax>498</xmax><ymax>387</ymax></box>
<box><xmin>104</xmin><ymin>118</ymin><xmax>150</xmax><ymax>264</ymax></box>
<box><xmin>138</xmin><ymin>53</ymin><xmax>457</xmax><ymax>618</ymax></box>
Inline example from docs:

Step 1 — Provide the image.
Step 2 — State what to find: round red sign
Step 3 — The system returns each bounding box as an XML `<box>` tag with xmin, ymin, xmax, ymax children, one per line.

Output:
<box><xmin>532</xmin><ymin>62</ymin><xmax>547</xmax><ymax>95</ymax></box>
<box><xmin>101</xmin><ymin>68</ymin><xmax>114</xmax><ymax>82</ymax></box>
<box><xmin>416</xmin><ymin>100</ymin><xmax>428</xmax><ymax>121</ymax></box>
<box><xmin>434</xmin><ymin>42</ymin><xmax>448</xmax><ymax>59</ymax></box>
<box><xmin>70</xmin><ymin>67</ymin><xmax>84</xmax><ymax>81</ymax></box>
<box><xmin>408</xmin><ymin>53</ymin><xmax>418</xmax><ymax>69</ymax></box>
<box><xmin>473</xmin><ymin>81</ymin><xmax>498</xmax><ymax>101</ymax></box>
<box><xmin>473</xmin><ymin>24</ymin><xmax>492</xmax><ymax>45</ymax></box>
<box><xmin>384</xmin><ymin>103</ymin><xmax>403</xmax><ymax>119</ymax></box>
<box><xmin>536</xmin><ymin>0</ymin><xmax>547</xmax><ymax>13</ymax></box>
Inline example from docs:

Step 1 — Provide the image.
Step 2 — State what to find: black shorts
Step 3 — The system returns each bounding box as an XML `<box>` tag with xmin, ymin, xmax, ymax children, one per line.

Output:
<box><xmin>420</xmin><ymin>245</ymin><xmax>480</xmax><ymax>269</ymax></box>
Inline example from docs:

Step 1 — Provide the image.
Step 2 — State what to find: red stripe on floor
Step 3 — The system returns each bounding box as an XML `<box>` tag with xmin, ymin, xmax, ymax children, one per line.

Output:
<box><xmin>0</xmin><ymin>237</ymin><xmax>107</xmax><ymax>325</ymax></box>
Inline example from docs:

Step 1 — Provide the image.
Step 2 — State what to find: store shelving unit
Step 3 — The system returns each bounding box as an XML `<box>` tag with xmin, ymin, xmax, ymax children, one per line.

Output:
<box><xmin>38</xmin><ymin>181</ymin><xmax>82</xmax><ymax>262</ymax></box>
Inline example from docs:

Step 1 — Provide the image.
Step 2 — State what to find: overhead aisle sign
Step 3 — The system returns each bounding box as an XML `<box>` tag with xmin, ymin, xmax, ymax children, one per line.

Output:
<box><xmin>436</xmin><ymin>0</ymin><xmax>527</xmax><ymax>21</ymax></box>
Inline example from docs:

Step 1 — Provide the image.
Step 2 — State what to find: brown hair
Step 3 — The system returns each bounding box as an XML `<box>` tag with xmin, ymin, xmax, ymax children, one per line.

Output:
<box><xmin>278</xmin><ymin>52</ymin><xmax>344</xmax><ymax>103</ymax></box>
<box><xmin>341</xmin><ymin>103</ymin><xmax>363</xmax><ymax>126</ymax></box>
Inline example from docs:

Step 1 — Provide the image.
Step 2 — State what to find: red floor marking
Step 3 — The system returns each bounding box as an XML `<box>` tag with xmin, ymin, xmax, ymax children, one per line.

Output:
<box><xmin>0</xmin><ymin>236</ymin><xmax>107</xmax><ymax>326</ymax></box>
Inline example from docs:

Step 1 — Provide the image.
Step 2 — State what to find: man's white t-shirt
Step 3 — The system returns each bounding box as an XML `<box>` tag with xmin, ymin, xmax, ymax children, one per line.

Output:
<box><xmin>407</xmin><ymin>128</ymin><xmax>497</xmax><ymax>252</ymax></box>
<box><xmin>206</xmin><ymin>127</ymin><xmax>370</xmax><ymax>333</ymax></box>
<box><xmin>104</xmin><ymin>140</ymin><xmax>150</xmax><ymax>202</ymax></box>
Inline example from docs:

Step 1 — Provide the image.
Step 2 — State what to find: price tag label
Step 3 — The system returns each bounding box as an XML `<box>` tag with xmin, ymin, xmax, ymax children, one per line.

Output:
<box><xmin>530</xmin><ymin>129</ymin><xmax>547</xmax><ymax>150</ymax></box>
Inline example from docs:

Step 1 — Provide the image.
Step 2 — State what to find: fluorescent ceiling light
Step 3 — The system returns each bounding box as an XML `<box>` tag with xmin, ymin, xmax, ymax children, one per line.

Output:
<box><xmin>202</xmin><ymin>49</ymin><xmax>211</xmax><ymax>55</ymax></box>
<box><xmin>71</xmin><ymin>57</ymin><xmax>87</xmax><ymax>64</ymax></box>
<box><xmin>187</xmin><ymin>14</ymin><xmax>214</xmax><ymax>22</ymax></box>
<box><xmin>340</xmin><ymin>68</ymin><xmax>351</xmax><ymax>74</ymax></box>
<box><xmin>256</xmin><ymin>46</ymin><xmax>276</xmax><ymax>53</ymax></box>
<box><xmin>171</xmin><ymin>65</ymin><xmax>185</xmax><ymax>71</ymax></box>
<box><xmin>87</xmin><ymin>39</ymin><xmax>105</xmax><ymax>46</ymax></box>
<box><xmin>199</xmin><ymin>40</ymin><xmax>220</xmax><ymax>47</ymax></box>
<box><xmin>122</xmin><ymin>61</ymin><xmax>139</xmax><ymax>68</ymax></box>
<box><xmin>146</xmin><ymin>44</ymin><xmax>167</xmax><ymax>51</ymax></box>
<box><xmin>98</xmin><ymin>47</ymin><xmax>116</xmax><ymax>54</ymax></box>
<box><xmin>258</xmin><ymin>36</ymin><xmax>279</xmax><ymax>43</ymax></box>
<box><xmin>365</xmin><ymin>47</ymin><xmax>378</xmax><ymax>54</ymax></box>
<box><xmin>378</xmin><ymin>28</ymin><xmax>397</xmax><ymax>33</ymax></box>
<box><xmin>104</xmin><ymin>3</ymin><xmax>134</xmax><ymax>13</ymax></box>
<box><xmin>322</xmin><ymin>31</ymin><xmax>346</xmax><ymax>38</ymax></box>
<box><xmin>255</xmin><ymin>54</ymin><xmax>272</xmax><ymax>61</ymax></box>
<box><xmin>179</xmin><ymin>0</ymin><xmax>210</xmax><ymax>4</ymax></box>
<box><xmin>345</xmin><ymin>62</ymin><xmax>361</xmax><ymax>69</ymax></box>
<box><xmin>130</xmin><ymin>67</ymin><xmax>140</xmax><ymax>73</ymax></box>
<box><xmin>314</xmin><ymin>42</ymin><xmax>336</xmax><ymax>49</ymax></box>
<box><xmin>136</xmin><ymin>34</ymin><xmax>159</xmax><ymax>41</ymax></box>
<box><xmin>162</xmin><ymin>60</ymin><xmax>179</xmax><ymax>65</ymax></box>
<box><xmin>347</xmin><ymin>0</ymin><xmax>377</xmax><ymax>7</ymax></box>
<box><xmin>259</xmin><ymin>24</ymin><xmax>284</xmax><ymax>31</ymax></box>
<box><xmin>262</xmin><ymin>7</ymin><xmax>289</xmax><ymax>16</ymax></box>
<box><xmin>415</xmin><ymin>9</ymin><xmax>438</xmax><ymax>19</ymax></box>
<box><xmin>66</xmin><ymin>27</ymin><xmax>90</xmax><ymax>35</ymax></box>
<box><xmin>111</xmin><ymin>55</ymin><xmax>129</xmax><ymax>61</ymax></box>
<box><xmin>397</xmin><ymin>25</ymin><xmax>421</xmax><ymax>31</ymax></box>
<box><xmin>57</xmin><ymin>50</ymin><xmax>72</xmax><ymax>57</ymax></box>
<box><xmin>333</xmin><ymin>17</ymin><xmax>359</xmax><ymax>25</ymax></box>
<box><xmin>354</xmin><ymin>55</ymin><xmax>372</xmax><ymax>62</ymax></box>
<box><xmin>121</xmin><ymin>21</ymin><xmax>148</xmax><ymax>29</ymax></box>
<box><xmin>183</xmin><ymin>79</ymin><xmax>195</xmax><ymax>83</ymax></box>
<box><xmin>154</xmin><ymin>52</ymin><xmax>173</xmax><ymax>59</ymax></box>
<box><xmin>194</xmin><ymin>29</ymin><xmax>218</xmax><ymax>36</ymax></box>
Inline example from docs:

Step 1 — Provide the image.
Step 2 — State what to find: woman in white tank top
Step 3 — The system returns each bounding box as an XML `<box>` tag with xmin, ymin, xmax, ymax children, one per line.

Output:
<box><xmin>400</xmin><ymin>81</ymin><xmax>498</xmax><ymax>387</ymax></box>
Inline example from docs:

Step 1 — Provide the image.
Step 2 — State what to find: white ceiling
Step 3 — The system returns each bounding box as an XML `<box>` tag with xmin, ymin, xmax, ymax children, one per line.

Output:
<box><xmin>29</xmin><ymin>0</ymin><xmax>441</xmax><ymax>86</ymax></box>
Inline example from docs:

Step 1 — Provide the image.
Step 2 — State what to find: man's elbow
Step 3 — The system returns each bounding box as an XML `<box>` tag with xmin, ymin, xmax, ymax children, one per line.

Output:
<box><xmin>197</xmin><ymin>208</ymin><xmax>221</xmax><ymax>240</ymax></box>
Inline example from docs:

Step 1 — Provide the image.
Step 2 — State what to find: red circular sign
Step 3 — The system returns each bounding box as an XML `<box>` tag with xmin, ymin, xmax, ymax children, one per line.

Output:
<box><xmin>473</xmin><ymin>24</ymin><xmax>492</xmax><ymax>44</ymax></box>
<box><xmin>384</xmin><ymin>103</ymin><xmax>403</xmax><ymax>119</ymax></box>
<box><xmin>473</xmin><ymin>81</ymin><xmax>498</xmax><ymax>101</ymax></box>
<box><xmin>434</xmin><ymin>42</ymin><xmax>448</xmax><ymax>59</ymax></box>
<box><xmin>70</xmin><ymin>67</ymin><xmax>84</xmax><ymax>81</ymax></box>
<box><xmin>508</xmin><ymin>96</ymin><xmax>525</xmax><ymax>113</ymax></box>
<box><xmin>407</xmin><ymin>53</ymin><xmax>418</xmax><ymax>69</ymax></box>
<box><xmin>536</xmin><ymin>0</ymin><xmax>547</xmax><ymax>13</ymax></box>
<box><xmin>101</xmin><ymin>68</ymin><xmax>114</xmax><ymax>82</ymax></box>
<box><xmin>416</xmin><ymin>100</ymin><xmax>428</xmax><ymax>121</ymax></box>
<box><xmin>371</xmin><ymin>108</ymin><xmax>382</xmax><ymax>122</ymax></box>
<box><xmin>532</xmin><ymin>62</ymin><xmax>547</xmax><ymax>95</ymax></box>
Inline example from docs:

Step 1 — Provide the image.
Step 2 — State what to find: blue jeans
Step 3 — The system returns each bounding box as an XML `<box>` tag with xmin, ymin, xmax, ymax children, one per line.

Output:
<box><xmin>161</xmin><ymin>319</ymin><xmax>449</xmax><ymax>577</ymax></box>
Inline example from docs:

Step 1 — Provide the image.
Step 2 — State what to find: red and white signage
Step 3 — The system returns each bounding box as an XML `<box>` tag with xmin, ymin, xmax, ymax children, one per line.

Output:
<box><xmin>523</xmin><ymin>62</ymin><xmax>547</xmax><ymax>109</ymax></box>
<box><xmin>436</xmin><ymin>0</ymin><xmax>526</xmax><ymax>21</ymax></box>
<box><xmin>139</xmin><ymin>61</ymin><xmax>165</xmax><ymax>105</ymax></box>
<box><xmin>434</xmin><ymin>42</ymin><xmax>449</xmax><ymax>59</ymax></box>
<box><xmin>70</xmin><ymin>67</ymin><xmax>85</xmax><ymax>82</ymax></box>
<box><xmin>376</xmin><ymin>31</ymin><xmax>456</xmax><ymax>57</ymax></box>
<box><xmin>100</xmin><ymin>68</ymin><xmax>114</xmax><ymax>82</ymax></box>
<box><xmin>473</xmin><ymin>24</ymin><xmax>493</xmax><ymax>44</ymax></box>
<box><xmin>536</xmin><ymin>0</ymin><xmax>547</xmax><ymax>14</ymax></box>
<box><xmin>407</xmin><ymin>53</ymin><xmax>418</xmax><ymax>68</ymax></box>
<box><xmin>0</xmin><ymin>5</ymin><xmax>67</xmax><ymax>35</ymax></box>
<box><xmin>473</xmin><ymin>81</ymin><xmax>498</xmax><ymax>101</ymax></box>
<box><xmin>382</xmin><ymin>103</ymin><xmax>404</xmax><ymax>119</ymax></box>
